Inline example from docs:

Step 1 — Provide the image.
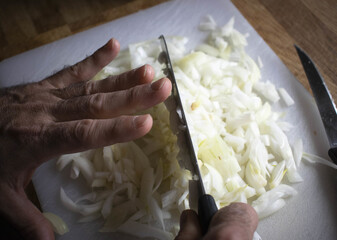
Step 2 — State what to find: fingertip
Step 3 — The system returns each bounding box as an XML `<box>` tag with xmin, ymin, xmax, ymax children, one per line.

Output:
<box><xmin>152</xmin><ymin>77</ymin><xmax>172</xmax><ymax>102</ymax></box>
<box><xmin>164</xmin><ymin>77</ymin><xmax>172</xmax><ymax>93</ymax></box>
<box><xmin>103</xmin><ymin>38</ymin><xmax>120</xmax><ymax>60</ymax></box>
<box><xmin>175</xmin><ymin>210</ymin><xmax>202</xmax><ymax>240</ymax></box>
<box><xmin>180</xmin><ymin>209</ymin><xmax>199</xmax><ymax>226</ymax></box>
<box><xmin>133</xmin><ymin>114</ymin><xmax>153</xmax><ymax>132</ymax></box>
<box><xmin>136</xmin><ymin>64</ymin><xmax>154</xmax><ymax>85</ymax></box>
<box><xmin>111</xmin><ymin>38</ymin><xmax>120</xmax><ymax>52</ymax></box>
<box><xmin>151</xmin><ymin>77</ymin><xmax>172</xmax><ymax>91</ymax></box>
<box><xmin>144</xmin><ymin>64</ymin><xmax>154</xmax><ymax>79</ymax></box>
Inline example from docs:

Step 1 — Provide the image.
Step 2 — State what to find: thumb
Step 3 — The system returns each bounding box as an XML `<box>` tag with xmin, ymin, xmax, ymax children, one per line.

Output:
<box><xmin>175</xmin><ymin>210</ymin><xmax>202</xmax><ymax>240</ymax></box>
<box><xmin>0</xmin><ymin>186</ymin><xmax>54</xmax><ymax>240</ymax></box>
<box><xmin>204</xmin><ymin>202</ymin><xmax>258</xmax><ymax>240</ymax></box>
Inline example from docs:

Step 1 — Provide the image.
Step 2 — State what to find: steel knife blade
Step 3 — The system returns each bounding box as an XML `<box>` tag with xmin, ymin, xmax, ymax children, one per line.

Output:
<box><xmin>295</xmin><ymin>45</ymin><xmax>337</xmax><ymax>163</ymax></box>
<box><xmin>158</xmin><ymin>35</ymin><xmax>217</xmax><ymax>234</ymax></box>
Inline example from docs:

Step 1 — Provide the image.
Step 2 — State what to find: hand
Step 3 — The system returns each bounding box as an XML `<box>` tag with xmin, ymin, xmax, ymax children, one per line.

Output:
<box><xmin>0</xmin><ymin>38</ymin><xmax>172</xmax><ymax>240</ymax></box>
<box><xmin>175</xmin><ymin>203</ymin><xmax>258</xmax><ymax>240</ymax></box>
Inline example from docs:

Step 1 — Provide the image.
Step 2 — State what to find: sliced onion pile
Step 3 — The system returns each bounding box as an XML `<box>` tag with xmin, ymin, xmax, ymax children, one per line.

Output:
<box><xmin>56</xmin><ymin>16</ymin><xmax>306</xmax><ymax>238</ymax></box>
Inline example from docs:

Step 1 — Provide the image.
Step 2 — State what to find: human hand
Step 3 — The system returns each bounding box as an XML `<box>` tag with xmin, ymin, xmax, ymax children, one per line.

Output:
<box><xmin>0</xmin><ymin>38</ymin><xmax>172</xmax><ymax>240</ymax></box>
<box><xmin>175</xmin><ymin>203</ymin><xmax>258</xmax><ymax>240</ymax></box>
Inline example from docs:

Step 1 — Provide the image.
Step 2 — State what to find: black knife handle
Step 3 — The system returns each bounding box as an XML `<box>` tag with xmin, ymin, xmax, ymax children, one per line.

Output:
<box><xmin>198</xmin><ymin>194</ymin><xmax>218</xmax><ymax>235</ymax></box>
<box><xmin>328</xmin><ymin>147</ymin><xmax>337</xmax><ymax>164</ymax></box>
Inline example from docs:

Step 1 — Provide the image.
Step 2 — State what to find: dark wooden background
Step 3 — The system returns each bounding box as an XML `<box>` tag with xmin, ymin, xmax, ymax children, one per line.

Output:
<box><xmin>0</xmin><ymin>0</ymin><xmax>336</xmax><ymax>205</ymax></box>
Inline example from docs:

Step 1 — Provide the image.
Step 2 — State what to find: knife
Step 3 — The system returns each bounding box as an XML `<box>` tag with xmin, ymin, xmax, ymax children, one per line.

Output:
<box><xmin>295</xmin><ymin>45</ymin><xmax>337</xmax><ymax>164</ymax></box>
<box><xmin>158</xmin><ymin>35</ymin><xmax>218</xmax><ymax>234</ymax></box>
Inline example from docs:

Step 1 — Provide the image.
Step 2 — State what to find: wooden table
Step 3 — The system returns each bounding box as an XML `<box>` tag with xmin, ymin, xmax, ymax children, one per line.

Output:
<box><xmin>0</xmin><ymin>0</ymin><xmax>336</xmax><ymax>206</ymax></box>
<box><xmin>232</xmin><ymin>0</ymin><xmax>337</xmax><ymax>106</ymax></box>
<box><xmin>1</xmin><ymin>0</ymin><xmax>336</xmax><ymax>101</ymax></box>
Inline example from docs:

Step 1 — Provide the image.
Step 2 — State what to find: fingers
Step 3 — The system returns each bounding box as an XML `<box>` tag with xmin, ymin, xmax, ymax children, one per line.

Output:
<box><xmin>0</xmin><ymin>187</ymin><xmax>54</xmax><ymax>240</ymax></box>
<box><xmin>45</xmin><ymin>114</ymin><xmax>153</xmax><ymax>155</ymax></box>
<box><xmin>45</xmin><ymin>38</ymin><xmax>120</xmax><ymax>88</ymax></box>
<box><xmin>52</xmin><ymin>64</ymin><xmax>154</xmax><ymax>99</ymax></box>
<box><xmin>204</xmin><ymin>203</ymin><xmax>258</xmax><ymax>240</ymax></box>
<box><xmin>52</xmin><ymin>77</ymin><xmax>171</xmax><ymax>121</ymax></box>
<box><xmin>175</xmin><ymin>210</ymin><xmax>202</xmax><ymax>240</ymax></box>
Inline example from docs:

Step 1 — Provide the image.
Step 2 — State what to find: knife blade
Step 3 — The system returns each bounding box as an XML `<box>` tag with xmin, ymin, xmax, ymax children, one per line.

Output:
<box><xmin>158</xmin><ymin>35</ymin><xmax>218</xmax><ymax>234</ymax></box>
<box><xmin>295</xmin><ymin>45</ymin><xmax>337</xmax><ymax>164</ymax></box>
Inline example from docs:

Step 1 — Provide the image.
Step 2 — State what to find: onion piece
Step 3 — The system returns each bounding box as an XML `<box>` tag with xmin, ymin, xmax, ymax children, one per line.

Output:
<box><xmin>56</xmin><ymin>153</ymin><xmax>79</xmax><ymax>171</ymax></box>
<box><xmin>42</xmin><ymin>212</ymin><xmax>69</xmax><ymax>235</ymax></box>
<box><xmin>60</xmin><ymin>188</ymin><xmax>79</xmax><ymax>213</ymax></box>
<box><xmin>302</xmin><ymin>153</ymin><xmax>337</xmax><ymax>169</ymax></box>
<box><xmin>199</xmin><ymin>15</ymin><xmax>217</xmax><ymax>31</ymax></box>
<box><xmin>293</xmin><ymin>139</ymin><xmax>303</xmax><ymax>167</ymax></box>
<box><xmin>253</xmin><ymin>81</ymin><xmax>280</xmax><ymax>103</ymax></box>
<box><xmin>70</xmin><ymin>163</ymin><xmax>80</xmax><ymax>179</ymax></box>
<box><xmin>73</xmin><ymin>156</ymin><xmax>95</xmax><ymax>184</ymax></box>
<box><xmin>252</xmin><ymin>184</ymin><xmax>297</xmax><ymax>219</ymax></box>
<box><xmin>101</xmin><ymin>183</ymin><xmax>133</xmax><ymax>219</ymax></box>
<box><xmin>278</xmin><ymin>88</ymin><xmax>295</xmax><ymax>107</ymax></box>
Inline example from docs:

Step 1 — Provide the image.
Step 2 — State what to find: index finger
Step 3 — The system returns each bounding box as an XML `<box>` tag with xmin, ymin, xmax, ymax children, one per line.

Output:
<box><xmin>44</xmin><ymin>38</ymin><xmax>120</xmax><ymax>88</ymax></box>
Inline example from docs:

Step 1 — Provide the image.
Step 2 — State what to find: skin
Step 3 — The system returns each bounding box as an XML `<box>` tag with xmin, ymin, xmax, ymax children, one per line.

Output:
<box><xmin>0</xmin><ymin>38</ymin><xmax>258</xmax><ymax>239</ymax></box>
<box><xmin>0</xmin><ymin>38</ymin><xmax>171</xmax><ymax>239</ymax></box>
<box><xmin>175</xmin><ymin>203</ymin><xmax>258</xmax><ymax>240</ymax></box>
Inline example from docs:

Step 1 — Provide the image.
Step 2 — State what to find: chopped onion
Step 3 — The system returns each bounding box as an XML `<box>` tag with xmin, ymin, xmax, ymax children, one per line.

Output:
<box><xmin>253</xmin><ymin>81</ymin><xmax>280</xmax><ymax>103</ymax></box>
<box><xmin>60</xmin><ymin>188</ymin><xmax>79</xmax><ymax>213</ymax></box>
<box><xmin>293</xmin><ymin>139</ymin><xmax>303</xmax><ymax>167</ymax></box>
<box><xmin>252</xmin><ymin>184</ymin><xmax>297</xmax><ymax>219</ymax></box>
<box><xmin>199</xmin><ymin>15</ymin><xmax>217</xmax><ymax>31</ymax></box>
<box><xmin>303</xmin><ymin>152</ymin><xmax>337</xmax><ymax>169</ymax></box>
<box><xmin>278</xmin><ymin>88</ymin><xmax>295</xmax><ymax>106</ymax></box>
<box><xmin>56</xmin><ymin>16</ymin><xmax>307</xmax><ymax>238</ymax></box>
<box><xmin>43</xmin><ymin>212</ymin><xmax>69</xmax><ymax>235</ymax></box>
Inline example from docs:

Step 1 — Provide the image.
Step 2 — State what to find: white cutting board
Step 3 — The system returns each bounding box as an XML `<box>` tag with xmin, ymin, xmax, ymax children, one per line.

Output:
<box><xmin>1</xmin><ymin>0</ymin><xmax>337</xmax><ymax>239</ymax></box>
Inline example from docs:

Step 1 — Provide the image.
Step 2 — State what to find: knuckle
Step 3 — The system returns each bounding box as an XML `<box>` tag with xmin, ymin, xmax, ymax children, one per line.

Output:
<box><xmin>112</xmin><ymin>74</ymin><xmax>124</xmax><ymax>87</ymax></box>
<box><xmin>125</xmin><ymin>88</ymin><xmax>139</xmax><ymax>107</ymax></box>
<box><xmin>6</xmin><ymin>121</ymin><xmax>42</xmax><ymax>146</ymax></box>
<box><xmin>74</xmin><ymin>119</ymin><xmax>95</xmax><ymax>145</ymax></box>
<box><xmin>68</xmin><ymin>63</ymin><xmax>84</xmax><ymax>80</ymax></box>
<box><xmin>84</xmin><ymin>80</ymin><xmax>95</xmax><ymax>95</ymax></box>
<box><xmin>88</xmin><ymin>93</ymin><xmax>104</xmax><ymax>116</ymax></box>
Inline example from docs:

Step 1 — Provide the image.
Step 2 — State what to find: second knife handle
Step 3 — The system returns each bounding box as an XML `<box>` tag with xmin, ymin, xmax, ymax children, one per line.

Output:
<box><xmin>198</xmin><ymin>194</ymin><xmax>218</xmax><ymax>235</ymax></box>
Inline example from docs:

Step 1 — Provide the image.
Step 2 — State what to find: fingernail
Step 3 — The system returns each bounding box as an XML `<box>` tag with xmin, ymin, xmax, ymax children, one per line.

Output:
<box><xmin>133</xmin><ymin>115</ymin><xmax>149</xmax><ymax>129</ymax></box>
<box><xmin>110</xmin><ymin>38</ymin><xmax>119</xmax><ymax>50</ymax></box>
<box><xmin>143</xmin><ymin>65</ymin><xmax>148</xmax><ymax>77</ymax></box>
<box><xmin>111</xmin><ymin>38</ymin><xmax>116</xmax><ymax>47</ymax></box>
<box><xmin>151</xmin><ymin>78</ymin><xmax>166</xmax><ymax>90</ymax></box>
<box><xmin>143</xmin><ymin>64</ymin><xmax>154</xmax><ymax>77</ymax></box>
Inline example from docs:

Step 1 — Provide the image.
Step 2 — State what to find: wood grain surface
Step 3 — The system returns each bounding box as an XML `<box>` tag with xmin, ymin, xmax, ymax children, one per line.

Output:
<box><xmin>232</xmin><ymin>0</ymin><xmax>337</xmax><ymax>104</ymax></box>
<box><xmin>0</xmin><ymin>0</ymin><xmax>169</xmax><ymax>60</ymax></box>
<box><xmin>0</xmin><ymin>0</ymin><xmax>336</xmax><ymax>205</ymax></box>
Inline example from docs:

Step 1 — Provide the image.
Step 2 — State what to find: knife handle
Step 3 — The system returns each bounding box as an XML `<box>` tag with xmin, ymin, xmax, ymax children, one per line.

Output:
<box><xmin>328</xmin><ymin>147</ymin><xmax>337</xmax><ymax>164</ymax></box>
<box><xmin>198</xmin><ymin>194</ymin><xmax>218</xmax><ymax>235</ymax></box>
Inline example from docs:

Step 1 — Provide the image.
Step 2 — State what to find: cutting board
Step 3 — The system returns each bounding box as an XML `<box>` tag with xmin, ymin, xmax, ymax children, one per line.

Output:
<box><xmin>0</xmin><ymin>0</ymin><xmax>336</xmax><ymax>239</ymax></box>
